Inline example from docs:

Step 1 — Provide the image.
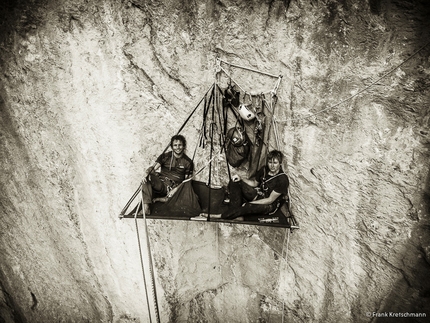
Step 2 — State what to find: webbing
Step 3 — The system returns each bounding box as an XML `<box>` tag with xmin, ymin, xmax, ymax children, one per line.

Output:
<box><xmin>219</xmin><ymin>65</ymin><xmax>282</xmax><ymax>96</ymax></box>
<box><xmin>218</xmin><ymin>58</ymin><xmax>281</xmax><ymax>79</ymax></box>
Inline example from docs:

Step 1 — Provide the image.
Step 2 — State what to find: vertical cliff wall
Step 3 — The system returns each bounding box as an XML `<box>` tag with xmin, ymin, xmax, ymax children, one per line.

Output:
<box><xmin>0</xmin><ymin>0</ymin><xmax>429</xmax><ymax>322</ymax></box>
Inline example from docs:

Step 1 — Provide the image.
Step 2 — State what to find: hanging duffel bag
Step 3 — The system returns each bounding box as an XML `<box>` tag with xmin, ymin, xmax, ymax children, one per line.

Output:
<box><xmin>225</xmin><ymin>125</ymin><xmax>250</xmax><ymax>167</ymax></box>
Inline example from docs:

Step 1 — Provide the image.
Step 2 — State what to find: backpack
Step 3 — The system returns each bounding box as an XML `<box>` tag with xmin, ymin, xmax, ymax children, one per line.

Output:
<box><xmin>225</xmin><ymin>124</ymin><xmax>250</xmax><ymax>167</ymax></box>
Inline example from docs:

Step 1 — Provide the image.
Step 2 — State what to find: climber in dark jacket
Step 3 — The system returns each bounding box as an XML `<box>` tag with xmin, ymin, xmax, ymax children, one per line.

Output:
<box><xmin>192</xmin><ymin>150</ymin><xmax>289</xmax><ymax>221</ymax></box>
<box><xmin>142</xmin><ymin>135</ymin><xmax>194</xmax><ymax>214</ymax></box>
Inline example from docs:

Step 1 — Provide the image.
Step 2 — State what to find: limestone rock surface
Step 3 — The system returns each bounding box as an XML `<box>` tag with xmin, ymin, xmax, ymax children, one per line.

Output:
<box><xmin>0</xmin><ymin>0</ymin><xmax>429</xmax><ymax>322</ymax></box>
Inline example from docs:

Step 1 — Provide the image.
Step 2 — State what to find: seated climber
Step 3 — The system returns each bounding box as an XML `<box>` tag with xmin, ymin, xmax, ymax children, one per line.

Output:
<box><xmin>142</xmin><ymin>135</ymin><xmax>194</xmax><ymax>214</ymax></box>
<box><xmin>192</xmin><ymin>150</ymin><xmax>289</xmax><ymax>221</ymax></box>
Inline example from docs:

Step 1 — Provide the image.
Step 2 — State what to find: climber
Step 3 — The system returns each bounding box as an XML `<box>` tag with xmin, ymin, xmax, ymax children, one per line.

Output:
<box><xmin>191</xmin><ymin>150</ymin><xmax>289</xmax><ymax>221</ymax></box>
<box><xmin>142</xmin><ymin>135</ymin><xmax>194</xmax><ymax>214</ymax></box>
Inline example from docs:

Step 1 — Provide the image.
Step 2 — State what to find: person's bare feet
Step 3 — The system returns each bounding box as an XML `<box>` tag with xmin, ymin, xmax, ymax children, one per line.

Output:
<box><xmin>153</xmin><ymin>197</ymin><xmax>168</xmax><ymax>203</ymax></box>
<box><xmin>143</xmin><ymin>203</ymin><xmax>151</xmax><ymax>215</ymax></box>
<box><xmin>190</xmin><ymin>213</ymin><xmax>223</xmax><ymax>221</ymax></box>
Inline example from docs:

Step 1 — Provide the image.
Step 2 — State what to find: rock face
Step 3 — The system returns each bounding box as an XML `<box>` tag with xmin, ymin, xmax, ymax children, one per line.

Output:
<box><xmin>0</xmin><ymin>0</ymin><xmax>429</xmax><ymax>322</ymax></box>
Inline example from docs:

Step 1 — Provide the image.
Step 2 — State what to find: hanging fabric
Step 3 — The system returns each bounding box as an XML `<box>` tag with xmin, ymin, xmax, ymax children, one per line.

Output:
<box><xmin>225</xmin><ymin>121</ymin><xmax>250</xmax><ymax>167</ymax></box>
<box><xmin>243</xmin><ymin>94</ymin><xmax>264</xmax><ymax>178</ymax></box>
<box><xmin>120</xmin><ymin>60</ymin><xmax>298</xmax><ymax>229</ymax></box>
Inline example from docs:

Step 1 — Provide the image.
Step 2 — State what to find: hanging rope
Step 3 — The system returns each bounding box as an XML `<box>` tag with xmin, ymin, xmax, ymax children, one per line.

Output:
<box><xmin>176</xmin><ymin>83</ymin><xmax>215</xmax><ymax>135</ymax></box>
<box><xmin>120</xmin><ymin>182</ymin><xmax>142</xmax><ymax>217</ymax></box>
<box><xmin>119</xmin><ymin>83</ymin><xmax>215</xmax><ymax>218</ymax></box>
<box><xmin>212</xmin><ymin>59</ymin><xmax>297</xmax><ymax>231</ymax></box>
<box><xmin>219</xmin><ymin>66</ymin><xmax>247</xmax><ymax>93</ymax></box>
<box><xmin>124</xmin><ymin>57</ymin><xmax>297</xmax><ymax>322</ymax></box>
<box><xmin>279</xmin><ymin>228</ymin><xmax>291</xmax><ymax>323</ymax></box>
<box><xmin>217</xmin><ymin>61</ymin><xmax>283</xmax><ymax>162</ymax></box>
<box><xmin>184</xmin><ymin>149</ymin><xmax>223</xmax><ymax>182</ymax></box>
<box><xmin>218</xmin><ymin>58</ymin><xmax>281</xmax><ymax>79</ymax></box>
<box><xmin>139</xmin><ymin>191</ymin><xmax>161</xmax><ymax>323</ymax></box>
<box><xmin>134</xmin><ymin>200</ymin><xmax>156</xmax><ymax>323</ymax></box>
<box><xmin>217</xmin><ymin>58</ymin><xmax>284</xmax><ymax>175</ymax></box>
<box><xmin>216</xmin><ymin>86</ymin><xmax>232</xmax><ymax>180</ymax></box>
<box><xmin>219</xmin><ymin>65</ymin><xmax>281</xmax><ymax>96</ymax></box>
<box><xmin>147</xmin><ymin>83</ymin><xmax>215</xmax><ymax>173</ymax></box>
<box><xmin>270</xmin><ymin>91</ymin><xmax>282</xmax><ymax>151</ymax></box>
<box><xmin>272</xmin><ymin>118</ymin><xmax>281</xmax><ymax>150</ymax></box>
<box><xmin>206</xmin><ymin>86</ymin><xmax>217</xmax><ymax>221</ymax></box>
<box><xmin>278</xmin><ymin>39</ymin><xmax>430</xmax><ymax>123</ymax></box>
